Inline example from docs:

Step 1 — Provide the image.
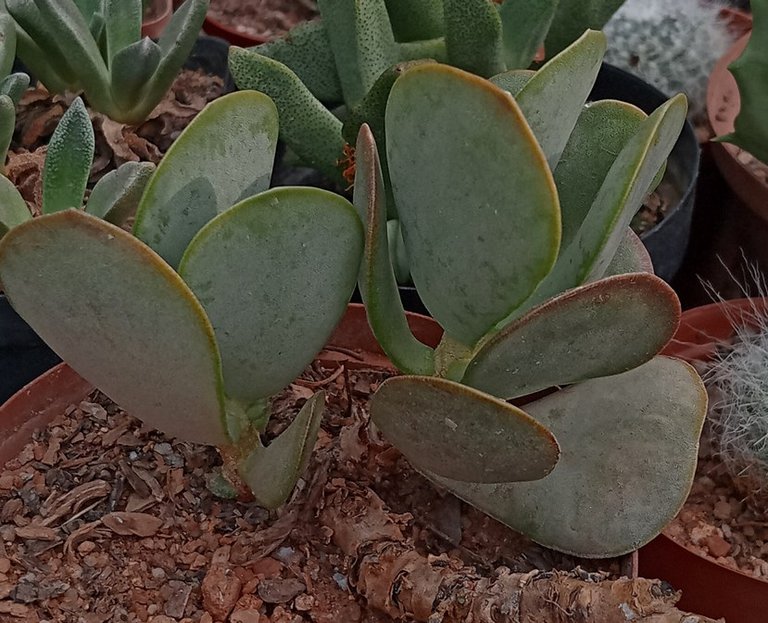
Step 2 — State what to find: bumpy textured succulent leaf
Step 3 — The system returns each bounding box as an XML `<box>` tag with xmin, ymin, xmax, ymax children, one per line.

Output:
<box><xmin>0</xmin><ymin>72</ymin><xmax>31</xmax><ymax>104</ymax></box>
<box><xmin>371</xmin><ymin>376</ymin><xmax>559</xmax><ymax>483</ymax></box>
<box><xmin>432</xmin><ymin>357</ymin><xmax>707</xmax><ymax>557</ymax></box>
<box><xmin>515</xmin><ymin>30</ymin><xmax>606</xmax><ymax>168</ymax></box>
<box><xmin>228</xmin><ymin>48</ymin><xmax>345</xmax><ymax>184</ymax></box>
<box><xmin>719</xmin><ymin>2</ymin><xmax>768</xmax><ymax>164</ymax></box>
<box><xmin>104</xmin><ymin>0</ymin><xmax>141</xmax><ymax>64</ymax></box>
<box><xmin>554</xmin><ymin>99</ymin><xmax>646</xmax><ymax>250</ymax></box>
<box><xmin>0</xmin><ymin>94</ymin><xmax>13</xmax><ymax>165</ymax></box>
<box><xmin>178</xmin><ymin>188</ymin><xmax>363</xmax><ymax>403</ymax></box>
<box><xmin>134</xmin><ymin>91</ymin><xmax>279</xmax><ymax>268</ymax></box>
<box><xmin>384</xmin><ymin>0</ymin><xmax>444</xmax><ymax>42</ymax></box>
<box><xmin>529</xmin><ymin>94</ymin><xmax>687</xmax><ymax>305</ymax></box>
<box><xmin>0</xmin><ymin>210</ymin><xmax>228</xmax><ymax>446</ymax></box>
<box><xmin>545</xmin><ymin>0</ymin><xmax>624</xmax><ymax>57</ymax></box>
<box><xmin>86</xmin><ymin>161</ymin><xmax>156</xmax><ymax>225</ymax></box>
<box><xmin>444</xmin><ymin>0</ymin><xmax>505</xmax><ymax>77</ymax></box>
<box><xmin>463</xmin><ymin>273</ymin><xmax>679</xmax><ymax>398</ymax></box>
<box><xmin>255</xmin><ymin>20</ymin><xmax>343</xmax><ymax>103</ymax></box>
<box><xmin>317</xmin><ymin>0</ymin><xmax>398</xmax><ymax>107</ymax></box>
<box><xmin>42</xmin><ymin>98</ymin><xmax>94</xmax><ymax>214</ymax></box>
<box><xmin>386</xmin><ymin>64</ymin><xmax>560</xmax><ymax>346</ymax></box>
<box><xmin>0</xmin><ymin>174</ymin><xmax>30</xmax><ymax>238</ymax></box>
<box><xmin>354</xmin><ymin>125</ymin><xmax>434</xmax><ymax>375</ymax></box>
<box><xmin>241</xmin><ymin>392</ymin><xmax>325</xmax><ymax>509</ymax></box>
<box><xmin>498</xmin><ymin>0</ymin><xmax>558</xmax><ymax>69</ymax></box>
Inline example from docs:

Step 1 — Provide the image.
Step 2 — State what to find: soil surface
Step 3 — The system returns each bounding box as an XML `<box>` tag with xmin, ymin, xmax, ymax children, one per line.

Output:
<box><xmin>665</xmin><ymin>360</ymin><xmax>768</xmax><ymax>582</ymax></box>
<box><xmin>0</xmin><ymin>360</ymin><xmax>634</xmax><ymax>622</ymax></box>
<box><xmin>7</xmin><ymin>68</ymin><xmax>225</xmax><ymax>213</ymax></box>
<box><xmin>208</xmin><ymin>0</ymin><xmax>318</xmax><ymax>41</ymax></box>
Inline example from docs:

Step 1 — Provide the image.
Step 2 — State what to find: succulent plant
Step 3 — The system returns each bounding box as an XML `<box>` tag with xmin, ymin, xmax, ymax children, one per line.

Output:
<box><xmin>353</xmin><ymin>32</ymin><xmax>708</xmax><ymax>557</ymax></box>
<box><xmin>1</xmin><ymin>0</ymin><xmax>208</xmax><ymax>124</ymax></box>
<box><xmin>0</xmin><ymin>96</ymin><xmax>156</xmax><ymax>237</ymax></box>
<box><xmin>716</xmin><ymin>0</ymin><xmax>768</xmax><ymax>163</ymax></box>
<box><xmin>0</xmin><ymin>13</ymin><xmax>29</xmax><ymax>168</ymax></box>
<box><xmin>228</xmin><ymin>0</ymin><xmax>625</xmax><ymax>186</ymax></box>
<box><xmin>603</xmin><ymin>0</ymin><xmax>736</xmax><ymax>120</ymax></box>
<box><xmin>0</xmin><ymin>92</ymin><xmax>364</xmax><ymax>508</ymax></box>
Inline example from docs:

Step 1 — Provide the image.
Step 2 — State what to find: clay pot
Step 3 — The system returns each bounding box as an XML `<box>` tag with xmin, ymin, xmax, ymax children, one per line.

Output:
<box><xmin>638</xmin><ymin>298</ymin><xmax>768</xmax><ymax>623</ymax></box>
<box><xmin>141</xmin><ymin>0</ymin><xmax>173</xmax><ymax>39</ymax></box>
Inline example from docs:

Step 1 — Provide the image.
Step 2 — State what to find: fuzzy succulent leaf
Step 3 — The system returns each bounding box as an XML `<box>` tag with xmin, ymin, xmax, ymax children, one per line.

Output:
<box><xmin>354</xmin><ymin>125</ymin><xmax>434</xmax><ymax>375</ymax></box>
<box><xmin>255</xmin><ymin>20</ymin><xmax>343</xmax><ymax>103</ymax></box>
<box><xmin>720</xmin><ymin>2</ymin><xmax>768</xmax><ymax>164</ymax></box>
<box><xmin>317</xmin><ymin>0</ymin><xmax>399</xmax><ymax>107</ymax></box>
<box><xmin>0</xmin><ymin>174</ymin><xmax>30</xmax><ymax>238</ymax></box>
<box><xmin>463</xmin><ymin>273</ymin><xmax>680</xmax><ymax>399</ymax></box>
<box><xmin>241</xmin><ymin>391</ymin><xmax>325</xmax><ymax>509</ymax></box>
<box><xmin>384</xmin><ymin>0</ymin><xmax>444</xmax><ymax>42</ymax></box>
<box><xmin>602</xmin><ymin>228</ymin><xmax>653</xmax><ymax>277</ymax></box>
<box><xmin>443</xmin><ymin>0</ymin><xmax>505</xmax><ymax>77</ymax></box>
<box><xmin>554</xmin><ymin>99</ymin><xmax>647</xmax><ymax>250</ymax></box>
<box><xmin>0</xmin><ymin>210</ymin><xmax>229</xmax><ymax>446</ymax></box>
<box><xmin>371</xmin><ymin>376</ymin><xmax>560</xmax><ymax>483</ymax></box>
<box><xmin>528</xmin><ymin>94</ymin><xmax>687</xmax><ymax>306</ymax></box>
<box><xmin>545</xmin><ymin>0</ymin><xmax>624</xmax><ymax>57</ymax></box>
<box><xmin>42</xmin><ymin>98</ymin><xmax>94</xmax><ymax>214</ymax></box>
<box><xmin>0</xmin><ymin>72</ymin><xmax>31</xmax><ymax>104</ymax></box>
<box><xmin>432</xmin><ymin>356</ymin><xmax>707</xmax><ymax>557</ymax></box>
<box><xmin>386</xmin><ymin>64</ymin><xmax>560</xmax><ymax>346</ymax></box>
<box><xmin>497</xmin><ymin>0</ymin><xmax>558</xmax><ymax>69</ymax></box>
<box><xmin>134</xmin><ymin>91</ymin><xmax>279</xmax><ymax>268</ymax></box>
<box><xmin>179</xmin><ymin>188</ymin><xmax>364</xmax><ymax>403</ymax></box>
<box><xmin>109</xmin><ymin>38</ymin><xmax>162</xmax><ymax>113</ymax></box>
<box><xmin>228</xmin><ymin>48</ymin><xmax>345</xmax><ymax>184</ymax></box>
<box><xmin>104</xmin><ymin>0</ymin><xmax>141</xmax><ymax>65</ymax></box>
<box><xmin>85</xmin><ymin>161</ymin><xmax>156</xmax><ymax>225</ymax></box>
<box><xmin>515</xmin><ymin>30</ymin><xmax>606</xmax><ymax>168</ymax></box>
<box><xmin>0</xmin><ymin>94</ymin><xmax>13</xmax><ymax>166</ymax></box>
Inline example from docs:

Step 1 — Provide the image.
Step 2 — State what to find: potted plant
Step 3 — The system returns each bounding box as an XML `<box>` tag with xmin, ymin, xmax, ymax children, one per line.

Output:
<box><xmin>0</xmin><ymin>88</ymin><xmax>719</xmax><ymax>622</ymax></box>
<box><xmin>639</xmin><ymin>297</ymin><xmax>768</xmax><ymax>623</ymax></box>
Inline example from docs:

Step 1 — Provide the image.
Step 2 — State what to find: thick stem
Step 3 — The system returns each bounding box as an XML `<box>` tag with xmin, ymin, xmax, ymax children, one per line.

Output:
<box><xmin>320</xmin><ymin>483</ymin><xmax>719</xmax><ymax>623</ymax></box>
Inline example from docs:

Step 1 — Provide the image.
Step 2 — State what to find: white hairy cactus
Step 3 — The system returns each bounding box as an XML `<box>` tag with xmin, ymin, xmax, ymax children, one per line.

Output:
<box><xmin>604</xmin><ymin>0</ymin><xmax>736</xmax><ymax>119</ymax></box>
<box><xmin>707</xmin><ymin>297</ymin><xmax>768</xmax><ymax>515</ymax></box>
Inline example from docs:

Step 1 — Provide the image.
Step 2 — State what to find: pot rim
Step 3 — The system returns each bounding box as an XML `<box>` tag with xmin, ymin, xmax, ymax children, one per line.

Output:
<box><xmin>141</xmin><ymin>0</ymin><xmax>173</xmax><ymax>39</ymax></box>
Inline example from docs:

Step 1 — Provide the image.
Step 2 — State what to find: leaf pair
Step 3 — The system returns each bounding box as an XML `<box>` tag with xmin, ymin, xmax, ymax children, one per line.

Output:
<box><xmin>0</xmin><ymin>92</ymin><xmax>365</xmax><ymax>508</ymax></box>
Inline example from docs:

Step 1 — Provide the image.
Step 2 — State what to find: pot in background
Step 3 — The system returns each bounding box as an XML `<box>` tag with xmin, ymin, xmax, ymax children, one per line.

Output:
<box><xmin>142</xmin><ymin>0</ymin><xmax>174</xmax><ymax>39</ymax></box>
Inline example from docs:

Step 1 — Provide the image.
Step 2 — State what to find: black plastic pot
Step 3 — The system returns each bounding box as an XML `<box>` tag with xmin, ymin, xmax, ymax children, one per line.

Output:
<box><xmin>590</xmin><ymin>64</ymin><xmax>700</xmax><ymax>284</ymax></box>
<box><xmin>0</xmin><ymin>35</ymin><xmax>234</xmax><ymax>404</ymax></box>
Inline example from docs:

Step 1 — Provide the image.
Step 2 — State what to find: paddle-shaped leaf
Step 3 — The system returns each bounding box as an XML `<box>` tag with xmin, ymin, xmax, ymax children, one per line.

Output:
<box><xmin>545</xmin><ymin>0</ymin><xmax>624</xmax><ymax>57</ymax></box>
<box><xmin>602</xmin><ymin>228</ymin><xmax>653</xmax><ymax>277</ymax></box>
<box><xmin>0</xmin><ymin>210</ymin><xmax>228</xmax><ymax>446</ymax></box>
<box><xmin>497</xmin><ymin>0</ymin><xmax>558</xmax><ymax>70</ymax></box>
<box><xmin>489</xmin><ymin>68</ymin><xmax>534</xmax><ymax>96</ymax></box>
<box><xmin>134</xmin><ymin>91</ymin><xmax>279</xmax><ymax>268</ymax></box>
<box><xmin>86</xmin><ymin>161</ymin><xmax>156</xmax><ymax>225</ymax></box>
<box><xmin>104</xmin><ymin>0</ymin><xmax>141</xmax><ymax>64</ymax></box>
<box><xmin>178</xmin><ymin>187</ymin><xmax>363</xmax><ymax>403</ymax></box>
<box><xmin>515</xmin><ymin>30</ymin><xmax>606</xmax><ymax>169</ymax></box>
<box><xmin>463</xmin><ymin>273</ymin><xmax>680</xmax><ymax>398</ymax></box>
<box><xmin>371</xmin><ymin>376</ymin><xmax>559</xmax><ymax>483</ymax></box>
<box><xmin>432</xmin><ymin>357</ymin><xmax>707</xmax><ymax>557</ymax></box>
<box><xmin>42</xmin><ymin>98</ymin><xmax>94</xmax><ymax>214</ymax></box>
<box><xmin>386</xmin><ymin>63</ymin><xmax>560</xmax><ymax>346</ymax></box>
<box><xmin>444</xmin><ymin>0</ymin><xmax>505</xmax><ymax>77</ymax></box>
<box><xmin>354</xmin><ymin>124</ymin><xmax>434</xmax><ymax>375</ymax></box>
<box><xmin>528</xmin><ymin>94</ymin><xmax>687</xmax><ymax>305</ymax></box>
<box><xmin>241</xmin><ymin>391</ymin><xmax>325</xmax><ymax>509</ymax></box>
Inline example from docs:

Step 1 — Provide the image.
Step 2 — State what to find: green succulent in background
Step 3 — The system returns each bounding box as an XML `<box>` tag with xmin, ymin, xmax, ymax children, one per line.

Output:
<box><xmin>1</xmin><ymin>0</ymin><xmax>208</xmax><ymax>124</ymax></box>
<box><xmin>0</xmin><ymin>13</ymin><xmax>29</xmax><ymax>168</ymax></box>
<box><xmin>716</xmin><ymin>0</ymin><xmax>768</xmax><ymax>164</ymax></box>
<box><xmin>0</xmin><ymin>92</ymin><xmax>364</xmax><ymax>508</ymax></box>
<box><xmin>228</xmin><ymin>0</ymin><xmax>626</xmax><ymax>188</ymax></box>
<box><xmin>353</xmin><ymin>33</ymin><xmax>707</xmax><ymax>558</ymax></box>
<box><xmin>0</xmin><ymin>96</ymin><xmax>155</xmax><ymax>238</ymax></box>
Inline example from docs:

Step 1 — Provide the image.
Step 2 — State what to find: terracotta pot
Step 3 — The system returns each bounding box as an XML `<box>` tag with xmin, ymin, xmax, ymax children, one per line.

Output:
<box><xmin>638</xmin><ymin>298</ymin><xmax>768</xmax><ymax>623</ymax></box>
<box><xmin>203</xmin><ymin>13</ymin><xmax>270</xmax><ymax>48</ymax></box>
<box><xmin>141</xmin><ymin>0</ymin><xmax>173</xmax><ymax>39</ymax></box>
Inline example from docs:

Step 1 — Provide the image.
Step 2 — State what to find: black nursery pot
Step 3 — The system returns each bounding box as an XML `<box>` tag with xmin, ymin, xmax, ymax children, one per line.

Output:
<box><xmin>590</xmin><ymin>63</ymin><xmax>700</xmax><ymax>284</ymax></box>
<box><xmin>0</xmin><ymin>35</ymin><xmax>235</xmax><ymax>405</ymax></box>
